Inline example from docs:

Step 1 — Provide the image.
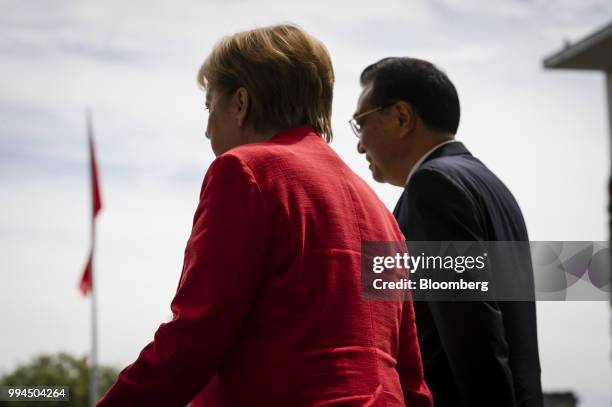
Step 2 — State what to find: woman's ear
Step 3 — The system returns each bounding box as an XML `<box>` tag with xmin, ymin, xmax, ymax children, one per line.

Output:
<box><xmin>233</xmin><ymin>87</ymin><xmax>250</xmax><ymax>127</ymax></box>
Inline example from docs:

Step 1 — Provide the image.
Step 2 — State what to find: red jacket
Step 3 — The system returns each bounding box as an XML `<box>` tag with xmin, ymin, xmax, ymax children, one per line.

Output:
<box><xmin>96</xmin><ymin>126</ymin><xmax>431</xmax><ymax>406</ymax></box>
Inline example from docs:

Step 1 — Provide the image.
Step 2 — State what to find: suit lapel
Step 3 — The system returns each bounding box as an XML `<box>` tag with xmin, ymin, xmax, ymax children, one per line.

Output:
<box><xmin>393</xmin><ymin>189</ymin><xmax>406</xmax><ymax>218</ymax></box>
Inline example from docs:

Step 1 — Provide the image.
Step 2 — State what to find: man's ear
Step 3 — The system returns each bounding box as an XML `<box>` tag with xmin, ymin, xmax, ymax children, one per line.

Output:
<box><xmin>395</xmin><ymin>101</ymin><xmax>416</xmax><ymax>138</ymax></box>
<box><xmin>233</xmin><ymin>87</ymin><xmax>250</xmax><ymax>127</ymax></box>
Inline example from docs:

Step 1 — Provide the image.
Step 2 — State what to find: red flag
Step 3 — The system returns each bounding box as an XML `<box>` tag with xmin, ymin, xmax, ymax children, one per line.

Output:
<box><xmin>80</xmin><ymin>253</ymin><xmax>93</xmax><ymax>295</ymax></box>
<box><xmin>80</xmin><ymin>111</ymin><xmax>103</xmax><ymax>296</ymax></box>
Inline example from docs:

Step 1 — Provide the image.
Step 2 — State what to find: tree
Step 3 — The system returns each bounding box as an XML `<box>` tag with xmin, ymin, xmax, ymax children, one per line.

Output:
<box><xmin>0</xmin><ymin>352</ymin><xmax>118</xmax><ymax>407</ymax></box>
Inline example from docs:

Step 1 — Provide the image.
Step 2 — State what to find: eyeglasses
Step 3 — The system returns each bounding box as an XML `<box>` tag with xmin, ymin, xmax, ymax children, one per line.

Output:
<box><xmin>348</xmin><ymin>102</ymin><xmax>394</xmax><ymax>138</ymax></box>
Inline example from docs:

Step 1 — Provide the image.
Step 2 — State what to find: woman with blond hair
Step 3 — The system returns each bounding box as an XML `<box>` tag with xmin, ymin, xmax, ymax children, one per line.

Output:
<box><xmin>97</xmin><ymin>24</ymin><xmax>431</xmax><ymax>407</ymax></box>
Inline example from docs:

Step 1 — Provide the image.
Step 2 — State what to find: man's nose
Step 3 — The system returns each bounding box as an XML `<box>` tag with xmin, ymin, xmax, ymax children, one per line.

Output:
<box><xmin>357</xmin><ymin>140</ymin><xmax>365</xmax><ymax>154</ymax></box>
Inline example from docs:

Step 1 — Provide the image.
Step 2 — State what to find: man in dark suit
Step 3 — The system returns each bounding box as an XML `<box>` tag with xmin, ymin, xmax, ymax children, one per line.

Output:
<box><xmin>352</xmin><ymin>57</ymin><xmax>543</xmax><ymax>407</ymax></box>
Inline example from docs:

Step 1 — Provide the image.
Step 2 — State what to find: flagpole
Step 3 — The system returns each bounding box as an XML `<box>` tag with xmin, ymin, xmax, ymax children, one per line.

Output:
<box><xmin>90</xmin><ymin>228</ymin><xmax>98</xmax><ymax>407</ymax></box>
<box><xmin>86</xmin><ymin>109</ymin><xmax>98</xmax><ymax>407</ymax></box>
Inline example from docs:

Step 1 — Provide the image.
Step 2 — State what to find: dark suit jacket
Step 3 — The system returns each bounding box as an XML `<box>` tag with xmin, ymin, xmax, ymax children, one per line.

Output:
<box><xmin>97</xmin><ymin>126</ymin><xmax>432</xmax><ymax>407</ymax></box>
<box><xmin>393</xmin><ymin>141</ymin><xmax>543</xmax><ymax>407</ymax></box>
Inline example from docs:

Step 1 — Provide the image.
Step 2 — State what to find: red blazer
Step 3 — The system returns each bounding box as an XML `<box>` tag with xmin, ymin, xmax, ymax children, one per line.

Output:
<box><xmin>96</xmin><ymin>126</ymin><xmax>432</xmax><ymax>407</ymax></box>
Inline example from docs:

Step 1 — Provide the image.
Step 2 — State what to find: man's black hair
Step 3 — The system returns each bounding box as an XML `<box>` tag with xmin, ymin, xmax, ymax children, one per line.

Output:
<box><xmin>360</xmin><ymin>57</ymin><xmax>460</xmax><ymax>134</ymax></box>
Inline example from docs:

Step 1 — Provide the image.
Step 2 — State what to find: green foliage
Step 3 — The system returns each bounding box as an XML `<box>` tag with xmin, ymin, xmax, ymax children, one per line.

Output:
<box><xmin>0</xmin><ymin>352</ymin><xmax>118</xmax><ymax>407</ymax></box>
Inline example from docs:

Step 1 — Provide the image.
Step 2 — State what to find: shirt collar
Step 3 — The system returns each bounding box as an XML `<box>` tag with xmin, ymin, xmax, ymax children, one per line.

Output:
<box><xmin>404</xmin><ymin>139</ymin><xmax>459</xmax><ymax>186</ymax></box>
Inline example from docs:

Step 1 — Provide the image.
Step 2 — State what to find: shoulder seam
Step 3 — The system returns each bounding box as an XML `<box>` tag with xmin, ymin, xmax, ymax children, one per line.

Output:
<box><xmin>411</xmin><ymin>167</ymin><xmax>474</xmax><ymax>203</ymax></box>
<box><xmin>215</xmin><ymin>153</ymin><xmax>271</xmax><ymax>219</ymax></box>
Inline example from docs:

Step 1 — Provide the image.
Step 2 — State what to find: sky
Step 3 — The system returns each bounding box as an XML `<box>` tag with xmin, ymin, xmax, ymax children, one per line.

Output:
<box><xmin>1</xmin><ymin>0</ymin><xmax>611</xmax><ymax>405</ymax></box>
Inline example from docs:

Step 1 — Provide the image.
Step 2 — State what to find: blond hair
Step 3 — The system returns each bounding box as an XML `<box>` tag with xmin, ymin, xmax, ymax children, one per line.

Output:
<box><xmin>197</xmin><ymin>24</ymin><xmax>334</xmax><ymax>142</ymax></box>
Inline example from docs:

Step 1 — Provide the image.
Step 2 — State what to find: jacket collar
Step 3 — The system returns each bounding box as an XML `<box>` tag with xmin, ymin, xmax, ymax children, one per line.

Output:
<box><xmin>422</xmin><ymin>140</ymin><xmax>471</xmax><ymax>164</ymax></box>
<box><xmin>270</xmin><ymin>125</ymin><xmax>318</xmax><ymax>141</ymax></box>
